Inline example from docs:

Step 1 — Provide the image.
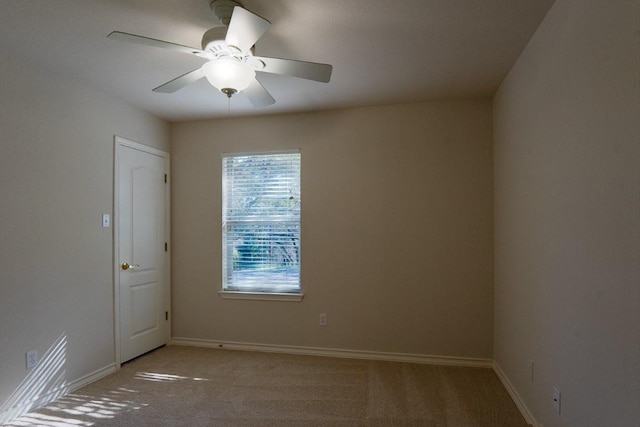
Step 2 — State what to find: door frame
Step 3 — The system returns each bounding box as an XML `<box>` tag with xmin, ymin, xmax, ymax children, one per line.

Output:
<box><xmin>113</xmin><ymin>136</ymin><xmax>171</xmax><ymax>368</ymax></box>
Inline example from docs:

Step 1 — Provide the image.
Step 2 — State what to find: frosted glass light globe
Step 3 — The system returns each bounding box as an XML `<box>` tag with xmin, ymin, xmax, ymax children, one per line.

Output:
<box><xmin>202</xmin><ymin>59</ymin><xmax>255</xmax><ymax>93</ymax></box>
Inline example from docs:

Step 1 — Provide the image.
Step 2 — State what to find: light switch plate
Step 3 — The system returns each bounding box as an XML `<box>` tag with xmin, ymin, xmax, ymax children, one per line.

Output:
<box><xmin>102</xmin><ymin>213</ymin><xmax>110</xmax><ymax>228</ymax></box>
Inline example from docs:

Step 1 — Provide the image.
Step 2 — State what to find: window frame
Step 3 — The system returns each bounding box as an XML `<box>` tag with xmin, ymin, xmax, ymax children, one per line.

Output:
<box><xmin>219</xmin><ymin>150</ymin><xmax>303</xmax><ymax>302</ymax></box>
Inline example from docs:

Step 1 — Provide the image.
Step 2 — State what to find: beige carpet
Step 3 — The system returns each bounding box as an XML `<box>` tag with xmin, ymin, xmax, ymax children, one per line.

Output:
<box><xmin>5</xmin><ymin>345</ymin><xmax>528</xmax><ymax>426</ymax></box>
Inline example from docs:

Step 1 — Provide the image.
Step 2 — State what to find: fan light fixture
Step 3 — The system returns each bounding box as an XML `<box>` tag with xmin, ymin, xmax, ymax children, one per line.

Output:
<box><xmin>202</xmin><ymin>58</ymin><xmax>255</xmax><ymax>98</ymax></box>
<box><xmin>107</xmin><ymin>1</ymin><xmax>333</xmax><ymax>108</ymax></box>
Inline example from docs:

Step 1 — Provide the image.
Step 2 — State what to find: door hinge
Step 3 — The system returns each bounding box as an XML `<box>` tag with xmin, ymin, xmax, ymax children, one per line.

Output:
<box><xmin>164</xmin><ymin>174</ymin><xmax>167</xmax><ymax>183</ymax></box>
<box><xmin>165</xmin><ymin>311</ymin><xmax>168</xmax><ymax>321</ymax></box>
<box><xmin>165</xmin><ymin>242</ymin><xmax>168</xmax><ymax>252</ymax></box>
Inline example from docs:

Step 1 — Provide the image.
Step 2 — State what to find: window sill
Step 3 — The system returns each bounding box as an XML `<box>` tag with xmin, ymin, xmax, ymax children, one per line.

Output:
<box><xmin>218</xmin><ymin>291</ymin><xmax>304</xmax><ymax>302</ymax></box>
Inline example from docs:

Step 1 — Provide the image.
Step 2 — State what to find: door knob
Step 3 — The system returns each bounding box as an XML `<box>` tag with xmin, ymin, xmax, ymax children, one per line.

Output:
<box><xmin>121</xmin><ymin>262</ymin><xmax>139</xmax><ymax>271</ymax></box>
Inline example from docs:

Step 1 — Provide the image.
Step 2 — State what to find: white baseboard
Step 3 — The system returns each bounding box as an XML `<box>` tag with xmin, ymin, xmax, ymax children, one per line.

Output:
<box><xmin>492</xmin><ymin>361</ymin><xmax>538</xmax><ymax>426</ymax></box>
<box><xmin>170</xmin><ymin>337</ymin><xmax>493</xmax><ymax>368</ymax></box>
<box><xmin>0</xmin><ymin>363</ymin><xmax>116</xmax><ymax>424</ymax></box>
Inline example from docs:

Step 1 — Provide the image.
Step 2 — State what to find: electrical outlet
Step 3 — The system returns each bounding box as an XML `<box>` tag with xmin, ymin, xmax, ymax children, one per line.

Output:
<box><xmin>319</xmin><ymin>313</ymin><xmax>327</xmax><ymax>326</ymax></box>
<box><xmin>552</xmin><ymin>387</ymin><xmax>561</xmax><ymax>414</ymax></box>
<box><xmin>26</xmin><ymin>350</ymin><xmax>38</xmax><ymax>369</ymax></box>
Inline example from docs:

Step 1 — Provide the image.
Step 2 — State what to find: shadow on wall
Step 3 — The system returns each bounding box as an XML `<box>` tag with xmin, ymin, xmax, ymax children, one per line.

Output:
<box><xmin>0</xmin><ymin>334</ymin><xmax>68</xmax><ymax>423</ymax></box>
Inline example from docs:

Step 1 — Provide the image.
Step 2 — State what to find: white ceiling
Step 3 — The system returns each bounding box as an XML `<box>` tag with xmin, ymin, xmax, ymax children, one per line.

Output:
<box><xmin>0</xmin><ymin>0</ymin><xmax>555</xmax><ymax>122</ymax></box>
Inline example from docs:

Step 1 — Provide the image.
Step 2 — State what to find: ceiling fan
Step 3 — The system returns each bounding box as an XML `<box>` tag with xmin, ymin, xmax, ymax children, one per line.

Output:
<box><xmin>108</xmin><ymin>0</ymin><xmax>333</xmax><ymax>108</ymax></box>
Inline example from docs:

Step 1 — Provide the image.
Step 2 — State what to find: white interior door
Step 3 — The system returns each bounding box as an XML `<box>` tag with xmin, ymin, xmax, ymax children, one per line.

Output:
<box><xmin>116</xmin><ymin>137</ymin><xmax>169</xmax><ymax>364</ymax></box>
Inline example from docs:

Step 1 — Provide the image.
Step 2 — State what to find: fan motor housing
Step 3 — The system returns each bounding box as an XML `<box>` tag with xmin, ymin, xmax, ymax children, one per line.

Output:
<box><xmin>201</xmin><ymin>27</ymin><xmax>228</xmax><ymax>53</ymax></box>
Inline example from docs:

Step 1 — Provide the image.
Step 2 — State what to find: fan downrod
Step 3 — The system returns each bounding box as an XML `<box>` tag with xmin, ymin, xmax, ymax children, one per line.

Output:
<box><xmin>210</xmin><ymin>0</ymin><xmax>242</xmax><ymax>26</ymax></box>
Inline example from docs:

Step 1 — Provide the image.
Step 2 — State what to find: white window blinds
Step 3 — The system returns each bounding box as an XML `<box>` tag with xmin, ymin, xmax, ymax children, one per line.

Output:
<box><xmin>222</xmin><ymin>151</ymin><xmax>301</xmax><ymax>293</ymax></box>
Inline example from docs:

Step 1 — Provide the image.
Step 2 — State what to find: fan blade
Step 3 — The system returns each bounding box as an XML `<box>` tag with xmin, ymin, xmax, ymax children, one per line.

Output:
<box><xmin>244</xmin><ymin>78</ymin><xmax>275</xmax><ymax>108</ymax></box>
<box><xmin>254</xmin><ymin>56</ymin><xmax>332</xmax><ymax>83</ymax></box>
<box><xmin>108</xmin><ymin>31</ymin><xmax>206</xmax><ymax>57</ymax></box>
<box><xmin>225</xmin><ymin>7</ymin><xmax>270</xmax><ymax>53</ymax></box>
<box><xmin>153</xmin><ymin>68</ymin><xmax>205</xmax><ymax>93</ymax></box>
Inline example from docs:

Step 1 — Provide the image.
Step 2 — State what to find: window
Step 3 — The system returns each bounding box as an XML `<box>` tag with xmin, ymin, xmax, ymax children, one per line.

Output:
<box><xmin>221</xmin><ymin>151</ymin><xmax>301</xmax><ymax>298</ymax></box>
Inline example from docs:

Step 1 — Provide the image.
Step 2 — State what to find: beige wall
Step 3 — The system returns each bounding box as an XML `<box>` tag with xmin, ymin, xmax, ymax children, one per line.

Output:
<box><xmin>7</xmin><ymin>1</ymin><xmax>637</xmax><ymax>424</ymax></box>
<box><xmin>0</xmin><ymin>52</ymin><xmax>169</xmax><ymax>417</ymax></box>
<box><xmin>171</xmin><ymin>99</ymin><xmax>494</xmax><ymax>358</ymax></box>
<box><xmin>493</xmin><ymin>1</ymin><xmax>640</xmax><ymax>426</ymax></box>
